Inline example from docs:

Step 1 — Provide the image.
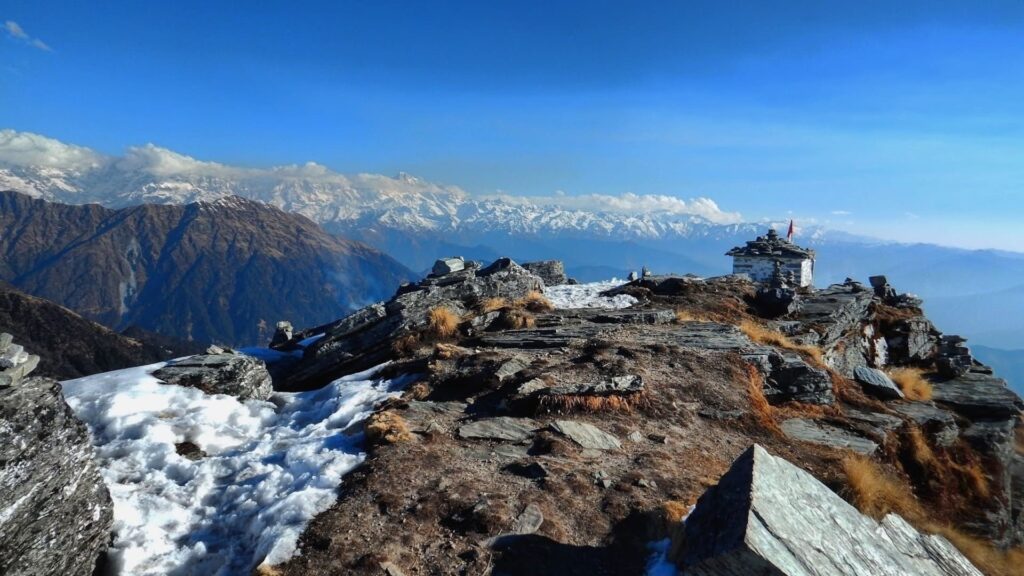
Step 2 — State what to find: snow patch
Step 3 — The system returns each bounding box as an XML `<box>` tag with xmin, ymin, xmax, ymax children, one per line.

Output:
<box><xmin>643</xmin><ymin>505</ymin><xmax>694</xmax><ymax>576</ymax></box>
<box><xmin>61</xmin><ymin>362</ymin><xmax>410</xmax><ymax>575</ymax></box>
<box><xmin>544</xmin><ymin>279</ymin><xmax>638</xmax><ymax>310</ymax></box>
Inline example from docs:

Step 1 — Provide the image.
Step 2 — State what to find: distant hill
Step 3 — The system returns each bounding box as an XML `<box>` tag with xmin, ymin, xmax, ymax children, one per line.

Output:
<box><xmin>0</xmin><ymin>282</ymin><xmax>201</xmax><ymax>379</ymax></box>
<box><xmin>0</xmin><ymin>191</ymin><xmax>412</xmax><ymax>346</ymax></box>
<box><xmin>972</xmin><ymin>345</ymin><xmax>1024</xmax><ymax>395</ymax></box>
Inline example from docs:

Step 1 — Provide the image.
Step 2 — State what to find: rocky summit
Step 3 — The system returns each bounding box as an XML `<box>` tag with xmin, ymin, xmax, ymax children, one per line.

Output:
<box><xmin>2</xmin><ymin>258</ymin><xmax>1023</xmax><ymax>576</ymax></box>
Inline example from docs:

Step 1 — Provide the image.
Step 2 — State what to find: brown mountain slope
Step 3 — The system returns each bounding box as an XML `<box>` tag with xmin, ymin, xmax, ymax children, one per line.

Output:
<box><xmin>0</xmin><ymin>191</ymin><xmax>413</xmax><ymax>345</ymax></box>
<box><xmin>0</xmin><ymin>282</ymin><xmax>201</xmax><ymax>379</ymax></box>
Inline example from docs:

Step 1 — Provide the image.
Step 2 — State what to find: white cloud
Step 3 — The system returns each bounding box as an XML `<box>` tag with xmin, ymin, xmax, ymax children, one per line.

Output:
<box><xmin>0</xmin><ymin>129</ymin><xmax>103</xmax><ymax>170</ymax></box>
<box><xmin>4</xmin><ymin>20</ymin><xmax>27</xmax><ymax>39</ymax></box>
<box><xmin>4</xmin><ymin>20</ymin><xmax>52</xmax><ymax>51</ymax></box>
<box><xmin>118</xmin><ymin>144</ymin><xmax>242</xmax><ymax>178</ymax></box>
<box><xmin>484</xmin><ymin>191</ymin><xmax>743</xmax><ymax>224</ymax></box>
<box><xmin>831</xmin><ymin>210</ymin><xmax>852</xmax><ymax>216</ymax></box>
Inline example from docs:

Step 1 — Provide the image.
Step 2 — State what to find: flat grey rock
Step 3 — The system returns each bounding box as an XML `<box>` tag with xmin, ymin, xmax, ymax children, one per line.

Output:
<box><xmin>154</xmin><ymin>353</ymin><xmax>273</xmax><ymax>401</ymax></box>
<box><xmin>932</xmin><ymin>371</ymin><xmax>1024</xmax><ymax>419</ymax></box>
<box><xmin>494</xmin><ymin>357</ymin><xmax>530</xmax><ymax>382</ymax></box>
<box><xmin>781</xmin><ymin>418</ymin><xmax>878</xmax><ymax>455</ymax></box>
<box><xmin>458</xmin><ymin>417</ymin><xmax>539</xmax><ymax>442</ymax></box>
<box><xmin>547</xmin><ymin>374</ymin><xmax>643</xmax><ymax>397</ymax></box>
<box><xmin>853</xmin><ymin>366</ymin><xmax>904</xmax><ymax>400</ymax></box>
<box><xmin>678</xmin><ymin>444</ymin><xmax>983</xmax><ymax>576</ymax></box>
<box><xmin>511</xmin><ymin>503</ymin><xmax>544</xmax><ymax>534</ymax></box>
<box><xmin>550</xmin><ymin>420</ymin><xmax>621</xmax><ymax>450</ymax></box>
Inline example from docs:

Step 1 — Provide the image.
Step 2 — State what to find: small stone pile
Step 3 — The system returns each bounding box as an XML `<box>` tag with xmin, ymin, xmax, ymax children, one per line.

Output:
<box><xmin>936</xmin><ymin>334</ymin><xmax>973</xmax><ymax>378</ymax></box>
<box><xmin>0</xmin><ymin>332</ymin><xmax>40</xmax><ymax>388</ymax></box>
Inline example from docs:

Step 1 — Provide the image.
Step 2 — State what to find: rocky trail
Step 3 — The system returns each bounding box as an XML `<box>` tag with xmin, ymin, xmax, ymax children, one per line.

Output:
<box><xmin>2</xmin><ymin>257</ymin><xmax>1023</xmax><ymax>575</ymax></box>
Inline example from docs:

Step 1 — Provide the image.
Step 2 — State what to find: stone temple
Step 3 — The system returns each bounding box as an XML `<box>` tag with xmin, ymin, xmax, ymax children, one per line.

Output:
<box><xmin>726</xmin><ymin>228</ymin><xmax>816</xmax><ymax>287</ymax></box>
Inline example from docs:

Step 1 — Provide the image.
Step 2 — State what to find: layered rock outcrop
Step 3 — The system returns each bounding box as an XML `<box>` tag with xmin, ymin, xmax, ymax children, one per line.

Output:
<box><xmin>0</xmin><ymin>335</ymin><xmax>113</xmax><ymax>575</ymax></box>
<box><xmin>279</xmin><ymin>257</ymin><xmax>544</xmax><ymax>390</ymax></box>
<box><xmin>153</xmin><ymin>352</ymin><xmax>273</xmax><ymax>401</ymax></box>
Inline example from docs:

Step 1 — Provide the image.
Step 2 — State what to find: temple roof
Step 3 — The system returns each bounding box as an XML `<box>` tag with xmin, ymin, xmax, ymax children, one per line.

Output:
<box><xmin>726</xmin><ymin>228</ymin><xmax>815</xmax><ymax>259</ymax></box>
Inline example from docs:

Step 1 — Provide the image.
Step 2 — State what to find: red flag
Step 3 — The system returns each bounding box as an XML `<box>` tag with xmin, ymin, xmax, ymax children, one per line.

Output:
<box><xmin>787</xmin><ymin>219</ymin><xmax>794</xmax><ymax>242</ymax></box>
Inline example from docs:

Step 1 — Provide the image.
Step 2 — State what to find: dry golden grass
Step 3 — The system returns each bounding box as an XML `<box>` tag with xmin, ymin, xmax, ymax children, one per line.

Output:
<box><xmin>674</xmin><ymin>309</ymin><xmax>709</xmax><ymax>323</ymax></box>
<box><xmin>498</xmin><ymin>308</ymin><xmax>536</xmax><ymax>329</ymax></box>
<box><xmin>739</xmin><ymin>320</ymin><xmax>824</xmax><ymax>365</ymax></box>
<box><xmin>888</xmin><ymin>367</ymin><xmax>933</xmax><ymax>401</ymax></box>
<box><xmin>433</xmin><ymin>342</ymin><xmax>468</xmax><ymax>360</ymax></box>
<box><xmin>906</xmin><ymin>427</ymin><xmax>939</xmax><ymax>471</ymax></box>
<box><xmin>842</xmin><ymin>455</ymin><xmax>923</xmax><ymax>520</ymax></box>
<box><xmin>427</xmin><ymin>306</ymin><xmax>460</xmax><ymax>339</ymax></box>
<box><xmin>365</xmin><ymin>411</ymin><xmax>413</xmax><ymax>445</ymax></box>
<box><xmin>391</xmin><ymin>333</ymin><xmax>420</xmax><ymax>357</ymax></box>
<box><xmin>478</xmin><ymin>297</ymin><xmax>508</xmax><ymax>313</ymax></box>
<box><xmin>952</xmin><ymin>461</ymin><xmax>992</xmax><ymax>501</ymax></box>
<box><xmin>539</xmin><ymin>392</ymin><xmax>646</xmax><ymax>414</ymax></box>
<box><xmin>406</xmin><ymin>382</ymin><xmax>431</xmax><ymax>400</ymax></box>
<box><xmin>842</xmin><ymin>454</ymin><xmax>1022</xmax><ymax>576</ymax></box>
<box><xmin>745</xmin><ymin>364</ymin><xmax>780</xmax><ymax>434</ymax></box>
<box><xmin>516</xmin><ymin>290</ymin><xmax>554</xmax><ymax>313</ymax></box>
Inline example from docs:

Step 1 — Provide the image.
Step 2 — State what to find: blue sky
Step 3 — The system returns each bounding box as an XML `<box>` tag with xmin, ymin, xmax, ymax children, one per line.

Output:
<box><xmin>2</xmin><ymin>1</ymin><xmax>1024</xmax><ymax>249</ymax></box>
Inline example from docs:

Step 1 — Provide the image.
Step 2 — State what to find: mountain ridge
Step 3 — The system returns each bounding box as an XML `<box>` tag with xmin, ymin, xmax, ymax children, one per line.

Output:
<box><xmin>0</xmin><ymin>190</ymin><xmax>413</xmax><ymax>345</ymax></box>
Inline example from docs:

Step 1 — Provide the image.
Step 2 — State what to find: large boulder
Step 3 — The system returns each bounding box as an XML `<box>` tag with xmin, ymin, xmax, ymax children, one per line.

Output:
<box><xmin>0</xmin><ymin>377</ymin><xmax>114</xmax><ymax>576</ymax></box>
<box><xmin>763</xmin><ymin>354</ymin><xmax>834</xmax><ymax>405</ymax></box>
<box><xmin>153</xmin><ymin>353</ymin><xmax>273</xmax><ymax>401</ymax></box>
<box><xmin>521</xmin><ymin>260</ymin><xmax>569</xmax><ymax>286</ymax></box>
<box><xmin>676</xmin><ymin>444</ymin><xmax>983</xmax><ymax>576</ymax></box>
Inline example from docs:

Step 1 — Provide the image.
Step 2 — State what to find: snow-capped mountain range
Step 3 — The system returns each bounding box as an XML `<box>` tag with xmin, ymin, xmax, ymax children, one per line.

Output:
<box><xmin>5</xmin><ymin>129</ymin><xmax>1024</xmax><ymax>352</ymax></box>
<box><xmin>0</xmin><ymin>129</ymin><xmax>791</xmax><ymax>243</ymax></box>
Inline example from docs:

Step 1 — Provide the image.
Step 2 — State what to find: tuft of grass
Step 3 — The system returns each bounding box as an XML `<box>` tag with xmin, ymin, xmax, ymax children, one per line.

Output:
<box><xmin>433</xmin><ymin>342</ymin><xmax>468</xmax><ymax>360</ymax></box>
<box><xmin>516</xmin><ymin>290</ymin><xmax>554</xmax><ymax>313</ymax></box>
<box><xmin>888</xmin><ymin>367</ymin><xmax>933</xmax><ymax>401</ymax></box>
<box><xmin>478</xmin><ymin>297</ymin><xmax>508</xmax><ymax>313</ymax></box>
<box><xmin>905</xmin><ymin>427</ymin><xmax>938</xmax><ymax>471</ymax></box>
<box><xmin>498</xmin><ymin>308</ymin><xmax>536</xmax><ymax>330</ymax></box>
<box><xmin>739</xmin><ymin>320</ymin><xmax>824</xmax><ymax>365</ymax></box>
<box><xmin>365</xmin><ymin>411</ymin><xmax>413</xmax><ymax>445</ymax></box>
<box><xmin>674</xmin><ymin>309</ymin><xmax>709</xmax><ymax>323</ymax></box>
<box><xmin>427</xmin><ymin>306</ymin><xmax>460</xmax><ymax>339</ymax></box>
<box><xmin>391</xmin><ymin>333</ymin><xmax>420</xmax><ymax>357</ymax></box>
<box><xmin>842</xmin><ymin>455</ymin><xmax>922</xmax><ymax>521</ymax></box>
<box><xmin>745</xmin><ymin>364</ymin><xmax>780</xmax><ymax>434</ymax></box>
<box><xmin>406</xmin><ymin>382</ymin><xmax>431</xmax><ymax>400</ymax></box>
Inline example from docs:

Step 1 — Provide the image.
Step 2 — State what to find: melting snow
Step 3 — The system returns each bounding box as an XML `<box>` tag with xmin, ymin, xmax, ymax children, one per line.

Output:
<box><xmin>545</xmin><ymin>278</ymin><xmax>638</xmax><ymax>309</ymax></box>
<box><xmin>61</xmin><ymin>362</ymin><xmax>410</xmax><ymax>575</ymax></box>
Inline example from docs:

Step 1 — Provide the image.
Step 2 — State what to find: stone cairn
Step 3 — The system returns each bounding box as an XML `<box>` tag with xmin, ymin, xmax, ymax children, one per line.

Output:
<box><xmin>0</xmin><ymin>332</ymin><xmax>40</xmax><ymax>387</ymax></box>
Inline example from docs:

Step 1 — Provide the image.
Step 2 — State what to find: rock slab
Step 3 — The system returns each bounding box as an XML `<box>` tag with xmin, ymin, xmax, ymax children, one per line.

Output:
<box><xmin>458</xmin><ymin>417</ymin><xmax>539</xmax><ymax>442</ymax></box>
<box><xmin>676</xmin><ymin>444</ymin><xmax>982</xmax><ymax>576</ymax></box>
<box><xmin>0</xmin><ymin>377</ymin><xmax>114</xmax><ymax>576</ymax></box>
<box><xmin>853</xmin><ymin>366</ymin><xmax>904</xmax><ymax>400</ymax></box>
<box><xmin>153</xmin><ymin>353</ymin><xmax>273</xmax><ymax>401</ymax></box>
<box><xmin>550</xmin><ymin>420</ymin><xmax>621</xmax><ymax>450</ymax></box>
